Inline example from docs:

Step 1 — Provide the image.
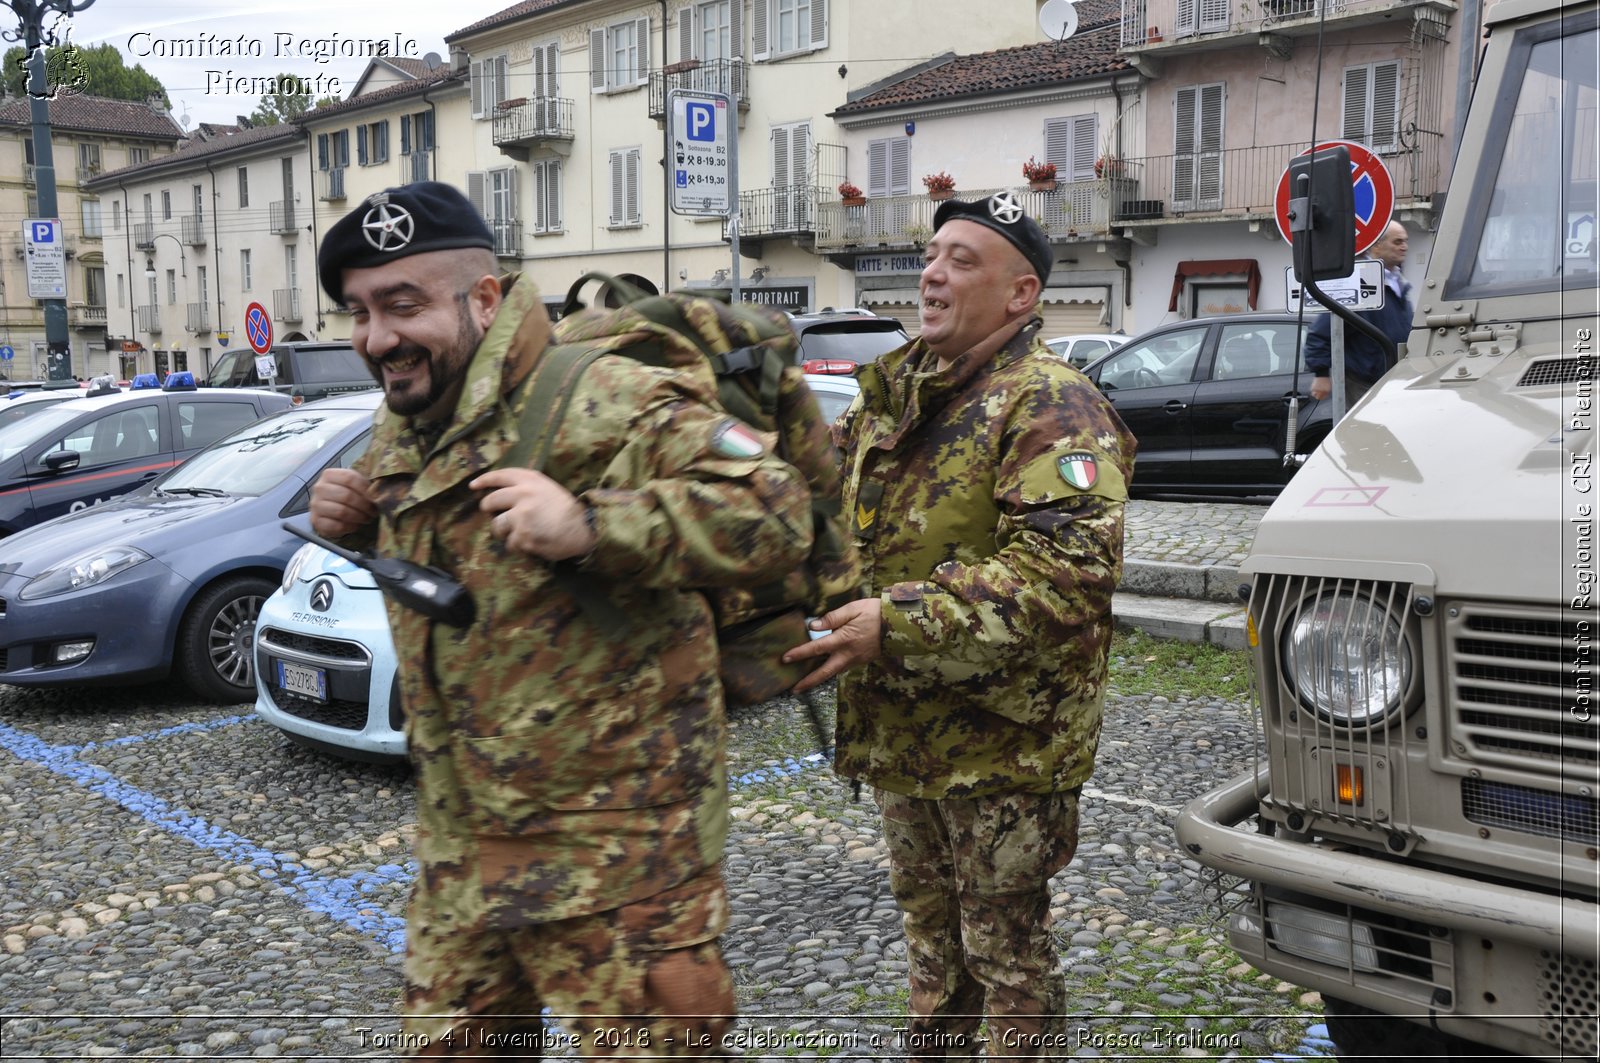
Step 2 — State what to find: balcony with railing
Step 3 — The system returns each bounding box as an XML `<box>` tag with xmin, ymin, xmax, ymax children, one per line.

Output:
<box><xmin>181</xmin><ymin>213</ymin><xmax>207</xmax><ymax>246</ymax></box>
<box><xmin>273</xmin><ymin>288</ymin><xmax>303</xmax><ymax>323</ymax></box>
<box><xmin>75</xmin><ymin>165</ymin><xmax>101</xmax><ymax>185</ymax></box>
<box><xmin>648</xmin><ymin>58</ymin><xmax>750</xmax><ymax>120</ymax></box>
<box><xmin>270</xmin><ymin>200</ymin><xmax>298</xmax><ymax>234</ymax></box>
<box><xmin>1121</xmin><ymin>0</ymin><xmax>1445</xmax><ymax>51</ymax></box>
<box><xmin>23</xmin><ymin>163</ymin><xmax>35</xmax><ymax>186</ymax></box>
<box><xmin>492</xmin><ymin>98</ymin><xmax>575</xmax><ymax>160</ymax></box>
<box><xmin>1089</xmin><ymin>139</ymin><xmax>1444</xmax><ymax>226</ymax></box>
<box><xmin>187</xmin><ymin>302</ymin><xmax>212</xmax><ymax>334</ymax></box>
<box><xmin>136</xmin><ymin>305</ymin><xmax>161</xmax><ymax>334</ymax></box>
<box><xmin>133</xmin><ymin>222</ymin><xmax>155</xmax><ymax>250</ymax></box>
<box><xmin>69</xmin><ymin>303</ymin><xmax>107</xmax><ymax>329</ymax></box>
<box><xmin>320</xmin><ymin>167</ymin><xmax>347</xmax><ymax>201</ymax></box>
<box><xmin>811</xmin><ymin>182</ymin><xmax>1121</xmax><ymax>253</ymax></box>
<box><xmin>491</xmin><ymin>217</ymin><xmax>521</xmax><ymax>258</ymax></box>
<box><xmin>402</xmin><ymin>151</ymin><xmax>431</xmax><ymax>183</ymax></box>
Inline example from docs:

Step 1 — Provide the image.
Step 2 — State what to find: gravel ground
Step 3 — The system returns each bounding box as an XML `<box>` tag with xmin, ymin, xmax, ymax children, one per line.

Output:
<box><xmin>0</xmin><ymin>674</ymin><xmax>1333</xmax><ymax>1061</ymax></box>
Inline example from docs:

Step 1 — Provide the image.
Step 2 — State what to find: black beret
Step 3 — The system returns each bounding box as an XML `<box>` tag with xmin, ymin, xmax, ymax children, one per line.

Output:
<box><xmin>318</xmin><ymin>181</ymin><xmax>495</xmax><ymax>302</ymax></box>
<box><xmin>933</xmin><ymin>192</ymin><xmax>1054</xmax><ymax>284</ymax></box>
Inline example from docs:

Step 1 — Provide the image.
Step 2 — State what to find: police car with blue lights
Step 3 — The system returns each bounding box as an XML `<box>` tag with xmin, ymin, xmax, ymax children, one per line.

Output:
<box><xmin>0</xmin><ymin>372</ymin><xmax>293</xmax><ymax>537</ymax></box>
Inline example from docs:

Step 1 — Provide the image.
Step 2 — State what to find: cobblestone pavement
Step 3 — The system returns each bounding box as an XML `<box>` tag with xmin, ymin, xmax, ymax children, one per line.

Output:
<box><xmin>1124</xmin><ymin>500</ymin><xmax>1268</xmax><ymax>570</ymax></box>
<box><xmin>0</xmin><ymin>673</ymin><xmax>1338</xmax><ymax>1061</ymax></box>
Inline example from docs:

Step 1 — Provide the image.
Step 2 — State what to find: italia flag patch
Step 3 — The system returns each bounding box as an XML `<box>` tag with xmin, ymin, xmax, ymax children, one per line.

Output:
<box><xmin>1058</xmin><ymin>451</ymin><xmax>1098</xmax><ymax>490</ymax></box>
<box><xmin>710</xmin><ymin>419</ymin><xmax>766</xmax><ymax>459</ymax></box>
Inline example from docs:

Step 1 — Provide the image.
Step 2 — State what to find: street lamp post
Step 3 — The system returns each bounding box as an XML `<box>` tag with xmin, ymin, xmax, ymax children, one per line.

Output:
<box><xmin>5</xmin><ymin>0</ymin><xmax>97</xmax><ymax>386</ymax></box>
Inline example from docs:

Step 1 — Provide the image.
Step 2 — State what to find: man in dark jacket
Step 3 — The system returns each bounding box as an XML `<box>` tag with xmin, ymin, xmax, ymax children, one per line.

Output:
<box><xmin>1306</xmin><ymin>219</ymin><xmax>1413</xmax><ymax>408</ymax></box>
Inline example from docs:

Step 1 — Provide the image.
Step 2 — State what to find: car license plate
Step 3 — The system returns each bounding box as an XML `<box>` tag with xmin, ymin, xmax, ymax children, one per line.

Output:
<box><xmin>276</xmin><ymin>660</ymin><xmax>327</xmax><ymax>702</ymax></box>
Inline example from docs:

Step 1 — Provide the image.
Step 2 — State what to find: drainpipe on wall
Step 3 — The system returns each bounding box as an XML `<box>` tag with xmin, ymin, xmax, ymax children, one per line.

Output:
<box><xmin>205</xmin><ymin>159</ymin><xmax>222</xmax><ymax>373</ymax></box>
<box><xmin>660</xmin><ymin>0</ymin><xmax>672</xmax><ymax>292</ymax></box>
<box><xmin>303</xmin><ymin>123</ymin><xmax>322</xmax><ymax>334</ymax></box>
<box><xmin>117</xmin><ymin>182</ymin><xmax>136</xmax><ymax>354</ymax></box>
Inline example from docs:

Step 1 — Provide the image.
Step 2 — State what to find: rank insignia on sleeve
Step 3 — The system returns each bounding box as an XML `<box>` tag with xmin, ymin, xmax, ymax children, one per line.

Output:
<box><xmin>710</xmin><ymin>419</ymin><xmax>766</xmax><ymax>459</ymax></box>
<box><xmin>1058</xmin><ymin>451</ymin><xmax>1098</xmax><ymax>490</ymax></box>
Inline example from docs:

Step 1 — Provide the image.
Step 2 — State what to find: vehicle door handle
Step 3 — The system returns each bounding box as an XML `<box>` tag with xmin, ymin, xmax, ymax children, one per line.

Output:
<box><xmin>1163</xmin><ymin>400</ymin><xmax>1189</xmax><ymax>413</ymax></box>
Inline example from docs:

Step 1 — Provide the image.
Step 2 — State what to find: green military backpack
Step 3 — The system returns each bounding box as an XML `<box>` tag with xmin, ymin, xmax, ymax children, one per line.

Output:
<box><xmin>508</xmin><ymin>272</ymin><xmax>859</xmax><ymax>712</ymax></box>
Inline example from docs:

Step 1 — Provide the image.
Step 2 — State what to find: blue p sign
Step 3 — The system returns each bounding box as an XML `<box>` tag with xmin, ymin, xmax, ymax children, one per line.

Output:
<box><xmin>31</xmin><ymin>221</ymin><xmax>54</xmax><ymax>242</ymax></box>
<box><xmin>685</xmin><ymin>101</ymin><xmax>715</xmax><ymax>142</ymax></box>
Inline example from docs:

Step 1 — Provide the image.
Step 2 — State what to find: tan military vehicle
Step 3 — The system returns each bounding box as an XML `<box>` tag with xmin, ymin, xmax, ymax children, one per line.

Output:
<box><xmin>1176</xmin><ymin>0</ymin><xmax>1598</xmax><ymax>1058</ymax></box>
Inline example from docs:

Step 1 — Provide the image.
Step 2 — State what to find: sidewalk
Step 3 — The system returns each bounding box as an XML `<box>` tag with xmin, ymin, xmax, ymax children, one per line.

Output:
<box><xmin>1115</xmin><ymin>498</ymin><xmax>1270</xmax><ymax>649</ymax></box>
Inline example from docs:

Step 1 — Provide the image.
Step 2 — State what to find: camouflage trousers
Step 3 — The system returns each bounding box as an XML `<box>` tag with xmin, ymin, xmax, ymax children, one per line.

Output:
<box><xmin>876</xmin><ymin>787</ymin><xmax>1083</xmax><ymax>1061</ymax></box>
<box><xmin>401</xmin><ymin>864</ymin><xmax>735</xmax><ymax>1058</ymax></box>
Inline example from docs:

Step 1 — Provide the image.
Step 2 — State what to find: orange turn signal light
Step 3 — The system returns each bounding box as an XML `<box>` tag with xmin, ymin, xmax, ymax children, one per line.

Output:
<box><xmin>1335</xmin><ymin>764</ymin><xmax>1365</xmax><ymax>806</ymax></box>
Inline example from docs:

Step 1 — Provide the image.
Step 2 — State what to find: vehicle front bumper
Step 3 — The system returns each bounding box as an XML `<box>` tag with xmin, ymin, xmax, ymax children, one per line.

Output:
<box><xmin>0</xmin><ymin>561</ymin><xmax>182</xmax><ymax>686</ymax></box>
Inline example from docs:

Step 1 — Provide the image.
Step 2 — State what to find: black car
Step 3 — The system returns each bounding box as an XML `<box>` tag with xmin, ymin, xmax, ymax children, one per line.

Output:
<box><xmin>788</xmin><ymin>309</ymin><xmax>908</xmax><ymax>374</ymax></box>
<box><xmin>1080</xmin><ymin>313</ymin><xmax>1329</xmax><ymax>496</ymax></box>
<box><xmin>206</xmin><ymin>341</ymin><xmax>375</xmax><ymax>404</ymax></box>
<box><xmin>0</xmin><ymin>375</ymin><xmax>292</xmax><ymax>537</ymax></box>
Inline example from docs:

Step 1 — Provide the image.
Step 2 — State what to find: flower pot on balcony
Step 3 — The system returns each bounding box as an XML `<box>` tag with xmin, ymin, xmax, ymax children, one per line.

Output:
<box><xmin>928</xmin><ymin>189</ymin><xmax>954</xmax><ymax>202</ymax></box>
<box><xmin>1147</xmin><ymin>27</ymin><xmax>1163</xmax><ymax>42</ymax></box>
<box><xmin>1029</xmin><ymin>179</ymin><xmax>1058</xmax><ymax>192</ymax></box>
<box><xmin>841</xmin><ymin>196</ymin><xmax>866</xmax><ymax>207</ymax></box>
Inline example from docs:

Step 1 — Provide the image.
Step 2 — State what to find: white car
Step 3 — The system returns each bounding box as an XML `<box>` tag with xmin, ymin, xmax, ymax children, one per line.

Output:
<box><xmin>254</xmin><ymin>543</ymin><xmax>404</xmax><ymax>763</ymax></box>
<box><xmin>1045</xmin><ymin>333</ymin><xmax>1126</xmax><ymax>368</ymax></box>
<box><xmin>803</xmin><ymin>372</ymin><xmax>860</xmax><ymax>426</ymax></box>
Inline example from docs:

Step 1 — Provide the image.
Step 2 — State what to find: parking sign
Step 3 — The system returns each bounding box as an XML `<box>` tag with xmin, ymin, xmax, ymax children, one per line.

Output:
<box><xmin>23</xmin><ymin>219</ymin><xmax>67</xmax><ymax>300</ymax></box>
<box><xmin>669</xmin><ymin>90</ymin><xmax>732</xmax><ymax>216</ymax></box>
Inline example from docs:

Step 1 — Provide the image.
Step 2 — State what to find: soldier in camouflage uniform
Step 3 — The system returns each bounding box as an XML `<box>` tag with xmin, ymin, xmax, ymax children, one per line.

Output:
<box><xmin>785</xmin><ymin>193</ymin><xmax>1135</xmax><ymax>1059</ymax></box>
<box><xmin>309</xmin><ymin>183</ymin><xmax>814</xmax><ymax>1057</ymax></box>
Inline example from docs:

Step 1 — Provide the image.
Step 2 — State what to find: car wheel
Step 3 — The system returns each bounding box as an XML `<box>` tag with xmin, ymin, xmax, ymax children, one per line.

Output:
<box><xmin>1323</xmin><ymin>997</ymin><xmax>1510</xmax><ymax>1061</ymax></box>
<box><xmin>176</xmin><ymin>576</ymin><xmax>275</xmax><ymax>703</ymax></box>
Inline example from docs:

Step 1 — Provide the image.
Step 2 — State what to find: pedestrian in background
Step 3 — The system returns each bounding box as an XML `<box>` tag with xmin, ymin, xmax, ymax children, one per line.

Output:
<box><xmin>309</xmin><ymin>182</ymin><xmax>814</xmax><ymax>1057</ymax></box>
<box><xmin>784</xmin><ymin>192</ymin><xmax>1135</xmax><ymax>1058</ymax></box>
<box><xmin>1306</xmin><ymin>218</ymin><xmax>1413</xmax><ymax>408</ymax></box>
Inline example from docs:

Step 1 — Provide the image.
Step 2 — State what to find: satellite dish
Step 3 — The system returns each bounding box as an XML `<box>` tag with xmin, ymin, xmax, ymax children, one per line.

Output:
<box><xmin>178</xmin><ymin>103</ymin><xmax>191</xmax><ymax>129</ymax></box>
<box><xmin>1039</xmin><ymin>0</ymin><xmax>1079</xmax><ymax>41</ymax></box>
<box><xmin>423</xmin><ymin>51</ymin><xmax>443</xmax><ymax>71</ymax></box>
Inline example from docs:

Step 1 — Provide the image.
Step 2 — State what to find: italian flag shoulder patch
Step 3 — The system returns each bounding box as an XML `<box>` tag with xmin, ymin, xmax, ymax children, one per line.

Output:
<box><xmin>1058</xmin><ymin>451</ymin><xmax>1098</xmax><ymax>490</ymax></box>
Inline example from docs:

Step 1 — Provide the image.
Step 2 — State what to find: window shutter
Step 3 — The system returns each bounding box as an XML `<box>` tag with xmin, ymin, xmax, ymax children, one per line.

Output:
<box><xmin>625</xmin><ymin>148</ymin><xmax>641</xmax><ymax>224</ymax></box>
<box><xmin>1199</xmin><ymin>0</ymin><xmax>1229</xmax><ymax>33</ymax></box>
<box><xmin>1070</xmin><ymin>115</ymin><xmax>1098</xmax><ymax>182</ymax></box>
<box><xmin>544</xmin><ymin>42</ymin><xmax>560</xmax><ymax>95</ymax></box>
<box><xmin>731</xmin><ymin>0</ymin><xmax>744</xmax><ymax>58</ymax></box>
<box><xmin>419</xmin><ymin>111</ymin><xmax>434</xmax><ymax>151</ymax></box>
<box><xmin>590</xmin><ymin>28</ymin><xmax>607</xmax><ymax>91</ymax></box>
<box><xmin>466</xmin><ymin>171</ymin><xmax>488</xmax><ymax>221</ymax></box>
<box><xmin>771</xmin><ymin>125</ymin><xmax>790</xmax><ymax>188</ymax></box>
<box><xmin>810</xmin><ymin>0</ymin><xmax>828</xmax><ymax>49</ymax></box>
<box><xmin>316</xmin><ymin>134</ymin><xmax>328</xmax><ymax>171</ymax></box>
<box><xmin>507</xmin><ymin>167</ymin><xmax>520</xmax><ymax>224</ymax></box>
<box><xmin>1173</xmin><ymin>87</ymin><xmax>1197</xmax><ymax>202</ymax></box>
<box><xmin>496</xmin><ymin>56</ymin><xmax>509</xmax><ymax>107</ymax></box>
<box><xmin>471</xmin><ymin>59</ymin><xmax>485</xmax><ymax>117</ymax></box>
<box><xmin>752</xmin><ymin>0</ymin><xmax>770</xmax><ymax>61</ymax></box>
<box><xmin>634</xmin><ymin>17</ymin><xmax>651</xmax><ymax>83</ymax></box>
<box><xmin>867</xmin><ymin>139</ymin><xmax>887</xmax><ymax>197</ymax></box>
<box><xmin>889</xmin><ymin>137</ymin><xmax>910</xmax><ymax>195</ymax></box>
<box><xmin>1341</xmin><ymin>65</ymin><xmax>1369</xmax><ymax>142</ymax></box>
<box><xmin>679</xmin><ymin>7</ymin><xmax>696</xmax><ymax>61</ymax></box>
<box><xmin>534</xmin><ymin>162</ymin><xmax>547</xmax><ymax>231</ymax></box>
<box><xmin>609</xmin><ymin>151</ymin><xmax>625</xmax><ymax>225</ymax></box>
<box><xmin>400</xmin><ymin>115</ymin><xmax>411</xmax><ymax>155</ymax></box>
<box><xmin>1044</xmin><ymin>117</ymin><xmax>1072</xmax><ymax>175</ymax></box>
<box><xmin>1176</xmin><ymin>0</ymin><xmax>1197</xmax><ymax>38</ymax></box>
<box><xmin>547</xmin><ymin>160</ymin><xmax>563</xmax><ymax>231</ymax></box>
<box><xmin>1371</xmin><ymin>60</ymin><xmax>1401</xmax><ymax>152</ymax></box>
<box><xmin>357</xmin><ymin>126</ymin><xmax>368</xmax><ymax>166</ymax></box>
<box><xmin>1198</xmin><ymin>84</ymin><xmax>1224</xmax><ymax>203</ymax></box>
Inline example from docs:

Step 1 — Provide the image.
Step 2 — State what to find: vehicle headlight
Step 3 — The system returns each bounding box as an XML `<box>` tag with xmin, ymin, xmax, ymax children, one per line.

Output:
<box><xmin>1281</xmin><ymin>590</ymin><xmax>1412</xmax><ymax>726</ymax></box>
<box><xmin>281</xmin><ymin>543</ymin><xmax>317</xmax><ymax>592</ymax></box>
<box><xmin>19</xmin><ymin>546</ymin><xmax>153</xmax><ymax>601</ymax></box>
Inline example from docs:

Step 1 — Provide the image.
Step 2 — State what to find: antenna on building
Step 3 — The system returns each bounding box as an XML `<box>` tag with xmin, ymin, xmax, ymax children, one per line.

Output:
<box><xmin>423</xmin><ymin>51</ymin><xmax>443</xmax><ymax>72</ymax></box>
<box><xmin>1038</xmin><ymin>0</ymin><xmax>1079</xmax><ymax>42</ymax></box>
<box><xmin>178</xmin><ymin>102</ymin><xmax>192</xmax><ymax>130</ymax></box>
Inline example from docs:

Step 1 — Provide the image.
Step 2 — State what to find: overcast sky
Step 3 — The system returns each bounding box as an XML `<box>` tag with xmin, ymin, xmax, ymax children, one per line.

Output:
<box><xmin>55</xmin><ymin>1</ymin><xmax>472</xmax><ymax>127</ymax></box>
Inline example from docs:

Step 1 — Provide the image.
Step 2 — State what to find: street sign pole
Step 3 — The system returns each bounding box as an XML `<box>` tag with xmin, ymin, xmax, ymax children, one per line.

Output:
<box><xmin>667</xmin><ymin>90</ymin><xmax>738</xmax><ymax>300</ymax></box>
<box><xmin>728</xmin><ymin>106</ymin><xmax>741</xmax><ymax>305</ymax></box>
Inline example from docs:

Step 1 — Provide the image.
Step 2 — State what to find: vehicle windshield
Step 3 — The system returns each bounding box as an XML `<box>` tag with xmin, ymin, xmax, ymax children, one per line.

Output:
<box><xmin>0</xmin><ymin>397</ymin><xmax>70</xmax><ymax>434</ymax></box>
<box><xmin>1452</xmin><ymin>21</ymin><xmax>1599</xmax><ymax>298</ymax></box>
<box><xmin>206</xmin><ymin>349</ymin><xmax>256</xmax><ymax>387</ymax></box>
<box><xmin>0</xmin><ymin>403</ymin><xmax>92</xmax><ymax>462</ymax></box>
<box><xmin>798</xmin><ymin>324</ymin><xmax>908</xmax><ymax>364</ymax></box>
<box><xmin>155</xmin><ymin>406</ymin><xmax>371</xmax><ymax>496</ymax></box>
<box><xmin>294</xmin><ymin>347</ymin><xmax>372</xmax><ymax>384</ymax></box>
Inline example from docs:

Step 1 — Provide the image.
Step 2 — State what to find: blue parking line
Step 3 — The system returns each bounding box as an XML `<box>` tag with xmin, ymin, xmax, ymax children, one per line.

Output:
<box><xmin>0</xmin><ymin>720</ymin><xmax>409</xmax><ymax>953</ymax></box>
<box><xmin>65</xmin><ymin>712</ymin><xmax>255</xmax><ymax>754</ymax></box>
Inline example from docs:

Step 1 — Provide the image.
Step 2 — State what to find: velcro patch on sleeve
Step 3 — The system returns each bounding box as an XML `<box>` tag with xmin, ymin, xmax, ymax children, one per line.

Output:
<box><xmin>1057</xmin><ymin>451</ymin><xmax>1098</xmax><ymax>490</ymax></box>
<box><xmin>710</xmin><ymin>418</ymin><xmax>766</xmax><ymax>459</ymax></box>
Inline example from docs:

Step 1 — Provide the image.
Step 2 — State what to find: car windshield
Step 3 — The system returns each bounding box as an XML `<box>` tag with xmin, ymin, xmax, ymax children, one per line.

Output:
<box><xmin>155</xmin><ymin>406</ymin><xmax>371</xmax><ymax>496</ymax></box>
<box><xmin>293</xmin><ymin>347</ymin><xmax>372</xmax><ymax>384</ymax></box>
<box><xmin>798</xmin><ymin>325</ymin><xmax>907</xmax><ymax>364</ymax></box>
<box><xmin>0</xmin><ymin>403</ymin><xmax>94</xmax><ymax>462</ymax></box>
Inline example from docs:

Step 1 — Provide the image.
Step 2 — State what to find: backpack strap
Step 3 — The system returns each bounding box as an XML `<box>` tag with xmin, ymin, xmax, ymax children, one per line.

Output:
<box><xmin>505</xmin><ymin>341</ymin><xmax>629</xmax><ymax>632</ymax></box>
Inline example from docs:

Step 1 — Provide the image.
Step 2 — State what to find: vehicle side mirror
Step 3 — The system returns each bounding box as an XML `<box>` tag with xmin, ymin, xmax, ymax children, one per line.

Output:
<box><xmin>43</xmin><ymin>450</ymin><xmax>81</xmax><ymax>472</ymax></box>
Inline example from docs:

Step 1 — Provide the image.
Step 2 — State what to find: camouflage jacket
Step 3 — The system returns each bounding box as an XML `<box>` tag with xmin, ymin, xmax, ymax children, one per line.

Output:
<box><xmin>834</xmin><ymin>318</ymin><xmax>1135</xmax><ymax>799</ymax></box>
<box><xmin>351</xmin><ymin>275</ymin><xmax>813</xmax><ymax>925</ymax></box>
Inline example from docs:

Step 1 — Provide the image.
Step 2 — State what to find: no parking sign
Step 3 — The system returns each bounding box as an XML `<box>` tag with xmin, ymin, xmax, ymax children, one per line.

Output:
<box><xmin>1274</xmin><ymin>141</ymin><xmax>1395</xmax><ymax>255</ymax></box>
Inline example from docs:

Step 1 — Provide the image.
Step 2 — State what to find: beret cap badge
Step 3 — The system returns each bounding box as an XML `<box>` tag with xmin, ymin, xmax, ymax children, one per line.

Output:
<box><xmin>361</xmin><ymin>194</ymin><xmax>416</xmax><ymax>252</ymax></box>
<box><xmin>987</xmin><ymin>191</ymin><xmax>1025</xmax><ymax>225</ymax></box>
